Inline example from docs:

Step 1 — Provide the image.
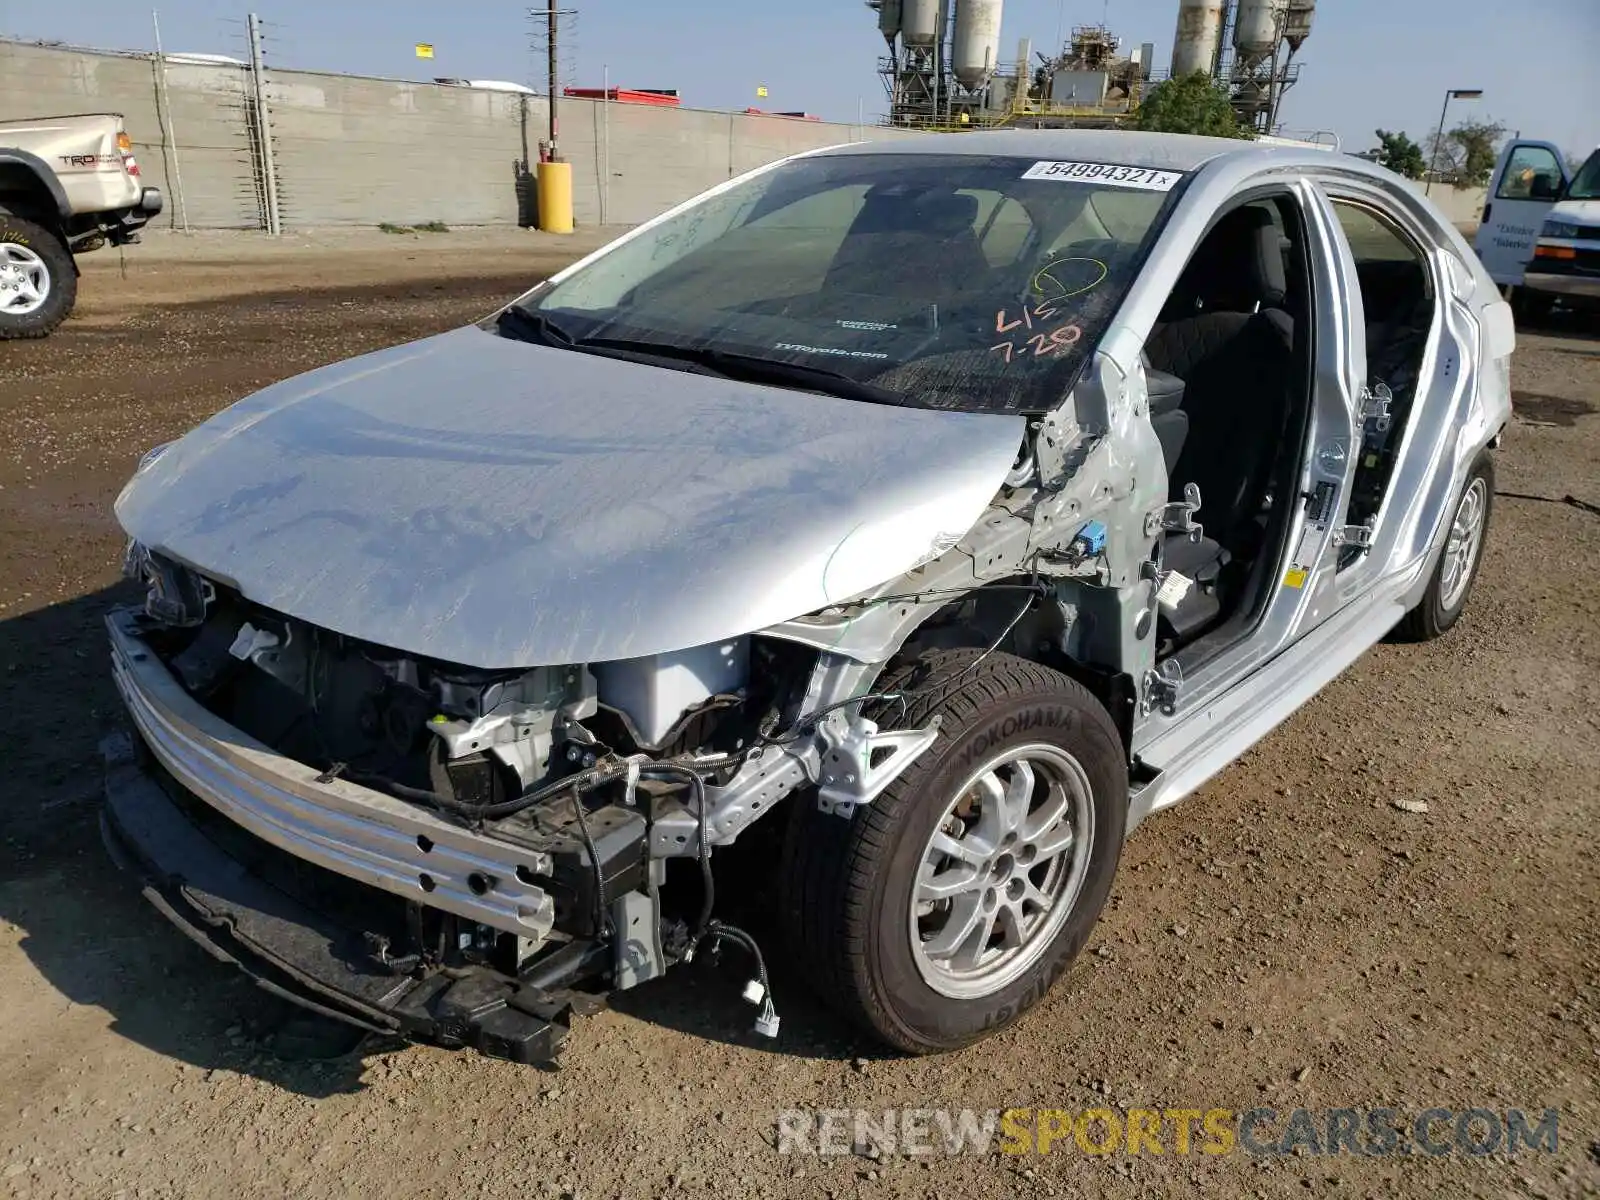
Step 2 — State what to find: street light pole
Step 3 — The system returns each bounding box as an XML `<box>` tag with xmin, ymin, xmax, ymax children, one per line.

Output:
<box><xmin>1426</xmin><ymin>87</ymin><xmax>1483</xmax><ymax>195</ymax></box>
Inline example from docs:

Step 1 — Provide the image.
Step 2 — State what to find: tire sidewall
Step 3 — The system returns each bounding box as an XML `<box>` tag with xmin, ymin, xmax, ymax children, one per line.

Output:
<box><xmin>0</xmin><ymin>217</ymin><xmax>75</xmax><ymax>338</ymax></box>
<box><xmin>1427</xmin><ymin>454</ymin><xmax>1495</xmax><ymax>635</ymax></box>
<box><xmin>858</xmin><ymin>688</ymin><xmax>1126</xmax><ymax>1050</ymax></box>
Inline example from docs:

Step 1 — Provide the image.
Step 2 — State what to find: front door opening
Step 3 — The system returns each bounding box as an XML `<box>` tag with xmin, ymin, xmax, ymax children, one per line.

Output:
<box><xmin>1142</xmin><ymin>193</ymin><xmax>1316</xmax><ymax>659</ymax></box>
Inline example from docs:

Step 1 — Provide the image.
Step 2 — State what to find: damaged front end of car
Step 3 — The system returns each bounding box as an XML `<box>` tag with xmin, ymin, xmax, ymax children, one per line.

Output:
<box><xmin>99</xmin><ymin>302</ymin><xmax>1167</xmax><ymax>1064</ymax></box>
<box><xmin>104</xmin><ymin>540</ymin><xmax>956</xmax><ymax>1063</ymax></box>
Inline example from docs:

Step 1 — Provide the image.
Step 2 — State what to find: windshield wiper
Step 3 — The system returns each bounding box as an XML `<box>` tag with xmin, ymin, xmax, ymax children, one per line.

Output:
<box><xmin>573</xmin><ymin>336</ymin><xmax>908</xmax><ymax>406</ymax></box>
<box><xmin>495</xmin><ymin>304</ymin><xmax>578</xmax><ymax>346</ymax></box>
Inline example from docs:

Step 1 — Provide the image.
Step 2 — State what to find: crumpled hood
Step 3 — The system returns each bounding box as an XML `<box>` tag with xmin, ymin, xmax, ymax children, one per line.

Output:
<box><xmin>117</xmin><ymin>326</ymin><xmax>1026</xmax><ymax>667</ymax></box>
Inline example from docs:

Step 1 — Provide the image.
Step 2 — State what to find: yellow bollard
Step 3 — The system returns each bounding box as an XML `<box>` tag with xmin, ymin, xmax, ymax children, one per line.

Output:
<box><xmin>536</xmin><ymin>160</ymin><xmax>574</xmax><ymax>234</ymax></box>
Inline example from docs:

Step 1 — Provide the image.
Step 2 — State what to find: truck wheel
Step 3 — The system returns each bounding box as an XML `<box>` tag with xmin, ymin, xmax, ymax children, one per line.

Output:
<box><xmin>1394</xmin><ymin>452</ymin><xmax>1494</xmax><ymax>642</ymax></box>
<box><xmin>780</xmin><ymin>648</ymin><xmax>1127</xmax><ymax>1053</ymax></box>
<box><xmin>1511</xmin><ymin>287</ymin><xmax>1553</xmax><ymax>327</ymax></box>
<box><xmin>0</xmin><ymin>215</ymin><xmax>76</xmax><ymax>340</ymax></box>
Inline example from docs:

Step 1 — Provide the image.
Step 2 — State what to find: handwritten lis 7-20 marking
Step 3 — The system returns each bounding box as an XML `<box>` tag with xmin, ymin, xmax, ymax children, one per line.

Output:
<box><xmin>991</xmin><ymin>302</ymin><xmax>1083</xmax><ymax>364</ymax></box>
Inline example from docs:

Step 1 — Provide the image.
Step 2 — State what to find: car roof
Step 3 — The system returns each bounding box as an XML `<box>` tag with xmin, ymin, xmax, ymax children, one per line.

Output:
<box><xmin>821</xmin><ymin>129</ymin><xmax>1276</xmax><ymax>173</ymax></box>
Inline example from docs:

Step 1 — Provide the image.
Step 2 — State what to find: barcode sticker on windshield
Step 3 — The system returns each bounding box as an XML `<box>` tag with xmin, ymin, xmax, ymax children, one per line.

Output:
<box><xmin>1022</xmin><ymin>161</ymin><xmax>1183</xmax><ymax>191</ymax></box>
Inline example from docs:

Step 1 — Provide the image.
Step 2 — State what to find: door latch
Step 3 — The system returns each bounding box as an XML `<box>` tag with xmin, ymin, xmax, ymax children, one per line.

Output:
<box><xmin>1146</xmin><ymin>482</ymin><xmax>1204</xmax><ymax>541</ymax></box>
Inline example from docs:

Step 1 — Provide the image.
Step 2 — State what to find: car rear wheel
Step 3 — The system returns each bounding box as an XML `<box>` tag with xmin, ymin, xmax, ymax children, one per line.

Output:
<box><xmin>0</xmin><ymin>215</ymin><xmax>76</xmax><ymax>340</ymax></box>
<box><xmin>780</xmin><ymin>648</ymin><xmax>1127</xmax><ymax>1053</ymax></box>
<box><xmin>1394</xmin><ymin>452</ymin><xmax>1494</xmax><ymax>642</ymax></box>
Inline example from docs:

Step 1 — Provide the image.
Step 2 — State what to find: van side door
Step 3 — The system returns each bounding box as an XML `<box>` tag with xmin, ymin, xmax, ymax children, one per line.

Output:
<box><xmin>1473</xmin><ymin>140</ymin><xmax>1570</xmax><ymax>287</ymax></box>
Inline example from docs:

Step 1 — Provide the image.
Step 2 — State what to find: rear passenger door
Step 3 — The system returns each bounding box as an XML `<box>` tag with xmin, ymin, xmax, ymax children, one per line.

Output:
<box><xmin>1311</xmin><ymin>181</ymin><xmax>1457</xmax><ymax>589</ymax></box>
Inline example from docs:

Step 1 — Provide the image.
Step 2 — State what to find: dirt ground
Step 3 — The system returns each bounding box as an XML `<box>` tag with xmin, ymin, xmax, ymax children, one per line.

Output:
<box><xmin>1</xmin><ymin>230</ymin><xmax>1597</xmax><ymax>1200</ymax></box>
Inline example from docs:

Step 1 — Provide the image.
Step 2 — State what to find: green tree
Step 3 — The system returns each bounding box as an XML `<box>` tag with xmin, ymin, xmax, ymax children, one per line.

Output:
<box><xmin>1374</xmin><ymin>129</ymin><xmax>1426</xmax><ymax>179</ymax></box>
<box><xmin>1426</xmin><ymin>119</ymin><xmax>1507</xmax><ymax>186</ymax></box>
<box><xmin>1451</xmin><ymin>119</ymin><xmax>1507</xmax><ymax>186</ymax></box>
<box><xmin>1134</xmin><ymin>72</ymin><xmax>1251</xmax><ymax>139</ymax></box>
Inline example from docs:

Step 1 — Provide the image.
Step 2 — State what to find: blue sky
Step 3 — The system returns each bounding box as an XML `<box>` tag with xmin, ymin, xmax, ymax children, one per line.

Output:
<box><xmin>2</xmin><ymin>0</ymin><xmax>1596</xmax><ymax>159</ymax></box>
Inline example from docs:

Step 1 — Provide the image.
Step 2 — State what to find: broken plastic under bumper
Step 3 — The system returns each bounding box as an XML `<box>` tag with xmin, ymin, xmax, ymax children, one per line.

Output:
<box><xmin>101</xmin><ymin>742</ymin><xmax>595</xmax><ymax>1064</ymax></box>
<box><xmin>101</xmin><ymin>607</ymin><xmax>598</xmax><ymax>1064</ymax></box>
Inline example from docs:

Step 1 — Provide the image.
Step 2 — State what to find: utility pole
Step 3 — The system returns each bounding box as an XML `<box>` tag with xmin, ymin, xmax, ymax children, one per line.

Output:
<box><xmin>528</xmin><ymin>6</ymin><xmax>575</xmax><ymax>232</ymax></box>
<box><xmin>246</xmin><ymin>12</ymin><xmax>281</xmax><ymax>235</ymax></box>
<box><xmin>546</xmin><ymin>2</ymin><xmax>559</xmax><ymax>160</ymax></box>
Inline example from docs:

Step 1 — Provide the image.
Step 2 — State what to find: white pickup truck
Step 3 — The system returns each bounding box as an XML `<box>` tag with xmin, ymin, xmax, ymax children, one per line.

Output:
<box><xmin>0</xmin><ymin>111</ymin><xmax>163</xmax><ymax>338</ymax></box>
<box><xmin>1473</xmin><ymin>139</ymin><xmax>1600</xmax><ymax>321</ymax></box>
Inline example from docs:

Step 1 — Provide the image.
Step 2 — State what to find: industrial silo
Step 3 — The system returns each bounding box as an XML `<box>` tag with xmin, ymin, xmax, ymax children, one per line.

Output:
<box><xmin>1234</xmin><ymin>0</ymin><xmax>1286</xmax><ymax>56</ymax></box>
<box><xmin>877</xmin><ymin>0</ymin><xmax>903</xmax><ymax>43</ymax></box>
<box><xmin>952</xmin><ymin>0</ymin><xmax>1004</xmax><ymax>89</ymax></box>
<box><xmin>901</xmin><ymin>0</ymin><xmax>941</xmax><ymax>47</ymax></box>
<box><xmin>1283</xmin><ymin>0</ymin><xmax>1316</xmax><ymax>50</ymax></box>
<box><xmin>1169</xmin><ymin>0</ymin><xmax>1224</xmax><ymax>77</ymax></box>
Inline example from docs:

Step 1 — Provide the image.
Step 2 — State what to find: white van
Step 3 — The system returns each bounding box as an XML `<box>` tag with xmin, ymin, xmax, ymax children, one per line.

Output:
<box><xmin>1473</xmin><ymin>141</ymin><xmax>1600</xmax><ymax>318</ymax></box>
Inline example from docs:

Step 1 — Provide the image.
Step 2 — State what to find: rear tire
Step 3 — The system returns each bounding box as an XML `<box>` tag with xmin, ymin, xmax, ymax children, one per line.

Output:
<box><xmin>0</xmin><ymin>215</ymin><xmax>76</xmax><ymax>340</ymax></box>
<box><xmin>780</xmin><ymin>648</ymin><xmax>1127</xmax><ymax>1054</ymax></box>
<box><xmin>1394</xmin><ymin>451</ymin><xmax>1494</xmax><ymax>642</ymax></box>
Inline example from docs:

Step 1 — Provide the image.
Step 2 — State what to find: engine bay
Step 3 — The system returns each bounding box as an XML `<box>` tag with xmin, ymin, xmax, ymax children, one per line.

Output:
<box><xmin>120</xmin><ymin>547</ymin><xmax>831</xmax><ymax>994</ymax></box>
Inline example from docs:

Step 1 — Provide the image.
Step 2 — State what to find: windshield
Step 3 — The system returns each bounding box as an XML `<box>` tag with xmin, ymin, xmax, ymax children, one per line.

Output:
<box><xmin>1567</xmin><ymin>148</ymin><xmax>1600</xmax><ymax>200</ymax></box>
<box><xmin>503</xmin><ymin>152</ymin><xmax>1184</xmax><ymax>414</ymax></box>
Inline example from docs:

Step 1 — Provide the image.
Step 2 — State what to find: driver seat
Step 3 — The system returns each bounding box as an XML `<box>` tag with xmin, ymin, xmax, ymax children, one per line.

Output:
<box><xmin>1144</xmin><ymin>205</ymin><xmax>1297</xmax><ymax>644</ymax></box>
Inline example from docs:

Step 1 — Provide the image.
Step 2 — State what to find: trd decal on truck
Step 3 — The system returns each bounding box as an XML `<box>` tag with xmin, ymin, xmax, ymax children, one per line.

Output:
<box><xmin>58</xmin><ymin>153</ymin><xmax>122</xmax><ymax>168</ymax></box>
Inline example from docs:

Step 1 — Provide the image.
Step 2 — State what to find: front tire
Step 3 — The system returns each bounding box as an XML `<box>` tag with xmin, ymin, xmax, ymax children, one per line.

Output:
<box><xmin>0</xmin><ymin>215</ymin><xmax>76</xmax><ymax>340</ymax></box>
<box><xmin>1394</xmin><ymin>451</ymin><xmax>1494</xmax><ymax>642</ymax></box>
<box><xmin>780</xmin><ymin>648</ymin><xmax>1127</xmax><ymax>1054</ymax></box>
<box><xmin>1511</xmin><ymin>287</ymin><xmax>1554</xmax><ymax>328</ymax></box>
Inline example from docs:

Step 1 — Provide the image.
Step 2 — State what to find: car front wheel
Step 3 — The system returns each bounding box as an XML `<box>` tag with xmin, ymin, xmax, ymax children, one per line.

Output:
<box><xmin>780</xmin><ymin>648</ymin><xmax>1127</xmax><ymax>1053</ymax></box>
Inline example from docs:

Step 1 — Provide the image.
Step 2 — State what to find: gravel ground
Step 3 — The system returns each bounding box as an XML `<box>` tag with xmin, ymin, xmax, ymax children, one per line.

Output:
<box><xmin>0</xmin><ymin>233</ymin><xmax>1596</xmax><ymax>1200</ymax></box>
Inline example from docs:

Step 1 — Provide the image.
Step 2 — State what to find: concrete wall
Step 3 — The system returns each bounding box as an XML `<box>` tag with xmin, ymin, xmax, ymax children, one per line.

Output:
<box><xmin>2</xmin><ymin>39</ymin><xmax>914</xmax><ymax>231</ymax></box>
<box><xmin>0</xmin><ymin>41</ymin><xmax>263</xmax><ymax>228</ymax></box>
<box><xmin>1405</xmin><ymin>182</ymin><xmax>1489</xmax><ymax>230</ymax></box>
<box><xmin>265</xmin><ymin>69</ymin><xmax>534</xmax><ymax>227</ymax></box>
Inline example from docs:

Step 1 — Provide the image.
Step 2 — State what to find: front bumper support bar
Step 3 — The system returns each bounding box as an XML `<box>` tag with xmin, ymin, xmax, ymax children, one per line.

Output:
<box><xmin>106</xmin><ymin>607</ymin><xmax>557</xmax><ymax>941</ymax></box>
<box><xmin>102</xmin><ymin>743</ymin><xmax>581</xmax><ymax>1064</ymax></box>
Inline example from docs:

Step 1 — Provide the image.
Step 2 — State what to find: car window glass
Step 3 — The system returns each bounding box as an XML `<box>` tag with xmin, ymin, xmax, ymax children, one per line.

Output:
<box><xmin>515</xmin><ymin>153</ymin><xmax>1186</xmax><ymax>415</ymax></box>
<box><xmin>1496</xmin><ymin>145</ymin><xmax>1564</xmax><ymax>199</ymax></box>
<box><xmin>959</xmin><ymin>190</ymin><xmax>1036</xmax><ymax>268</ymax></box>
<box><xmin>628</xmin><ymin>186</ymin><xmax>869</xmax><ymax>307</ymax></box>
<box><xmin>1333</xmin><ymin>203</ymin><xmax>1422</xmax><ymax>266</ymax></box>
<box><xmin>1045</xmin><ymin>190</ymin><xmax>1165</xmax><ymax>255</ymax></box>
<box><xmin>1565</xmin><ymin>148</ymin><xmax>1600</xmax><ymax>200</ymax></box>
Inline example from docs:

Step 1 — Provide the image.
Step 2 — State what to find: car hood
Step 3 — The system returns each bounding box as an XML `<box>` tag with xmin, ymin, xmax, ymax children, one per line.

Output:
<box><xmin>1549</xmin><ymin>198</ymin><xmax>1600</xmax><ymax>226</ymax></box>
<box><xmin>116</xmin><ymin>326</ymin><xmax>1026</xmax><ymax>668</ymax></box>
